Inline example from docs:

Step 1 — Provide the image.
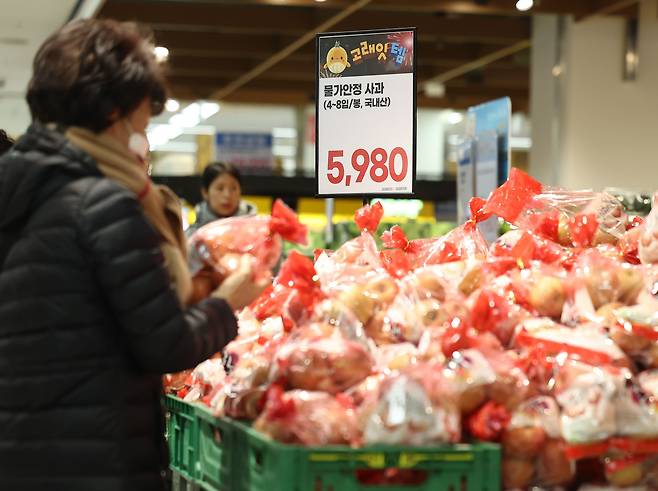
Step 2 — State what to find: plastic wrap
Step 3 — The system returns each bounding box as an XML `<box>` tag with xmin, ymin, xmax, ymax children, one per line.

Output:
<box><xmin>316</xmin><ymin>202</ymin><xmax>385</xmax><ymax>283</ymax></box>
<box><xmin>253</xmin><ymin>386</ymin><xmax>359</xmax><ymax>446</ymax></box>
<box><xmin>354</xmin><ymin>201</ymin><xmax>384</xmax><ymax>233</ymax></box>
<box><xmin>381</xmin><ymin>221</ymin><xmax>488</xmax><ymax>269</ymax></box>
<box><xmin>603</xmin><ymin>454</ymin><xmax>657</xmax><ymax>489</ymax></box>
<box><xmin>369</xmin><ymin>281</ymin><xmax>469</xmax><ymax>346</ymax></box>
<box><xmin>163</xmin><ymin>369</ymin><xmax>193</xmax><ymax>395</ymax></box>
<box><xmin>509</xmin><ymin>266</ymin><xmax>569</xmax><ymax>319</ymax></box>
<box><xmin>470</xmin><ymin>286</ymin><xmax>525</xmax><ymax>347</ymax></box>
<box><xmin>571</xmin><ymin>250</ymin><xmax>644</xmax><ymax>312</ymax></box>
<box><xmin>516</xmin><ymin>318</ymin><xmax>628</xmax><ymax>367</ymax></box>
<box><xmin>179</xmin><ymin>357</ymin><xmax>226</xmax><ymax>403</ymax></box>
<box><xmin>375</xmin><ymin>343</ymin><xmax>419</xmax><ymax>371</ymax></box>
<box><xmin>189</xmin><ymin>199</ymin><xmax>308</xmax><ymax>279</ymax></box>
<box><xmin>614</xmin><ymin>372</ymin><xmax>658</xmax><ymax>439</ymax></box>
<box><xmin>490</xmin><ymin>229</ymin><xmax>569</xmax><ymax>267</ymax></box>
<box><xmin>223</xmin><ymin>314</ymin><xmax>285</xmax><ymax>372</ymax></box>
<box><xmin>639</xmin><ymin>192</ymin><xmax>658</xmax><ymax>265</ymax></box>
<box><xmin>553</xmin><ymin>359</ymin><xmax>621</xmax><ymax>444</ymax></box>
<box><xmin>501</xmin><ymin>397</ymin><xmax>575</xmax><ymax>490</ymax></box>
<box><xmin>619</xmin><ymin>217</ymin><xmax>644</xmax><ymax>265</ymax></box>
<box><xmin>358</xmin><ymin>365</ymin><xmax>461</xmax><ymax>445</ymax></box>
<box><xmin>478</xmin><ymin>168</ymin><xmax>627</xmax><ymax>248</ymax></box>
<box><xmin>340</xmin><ymin>273</ymin><xmax>399</xmax><ymax>328</ymax></box>
<box><xmin>274</xmin><ymin>335</ymin><xmax>374</xmax><ymax>394</ymax></box>
<box><xmin>248</xmin><ymin>251</ymin><xmax>323</xmax><ymax>328</ymax></box>
<box><xmin>467</xmin><ymin>401</ymin><xmax>511</xmax><ymax>442</ymax></box>
<box><xmin>218</xmin><ymin>333</ymin><xmax>285</xmax><ymax>419</ymax></box>
<box><xmin>611</xmin><ymin>305</ymin><xmax>658</xmax><ymax>368</ymax></box>
<box><xmin>443</xmin><ymin>349</ymin><xmax>497</xmax><ymax>414</ymax></box>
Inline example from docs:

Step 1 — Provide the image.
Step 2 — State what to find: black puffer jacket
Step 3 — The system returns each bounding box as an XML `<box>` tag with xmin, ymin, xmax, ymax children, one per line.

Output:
<box><xmin>0</xmin><ymin>124</ymin><xmax>238</xmax><ymax>491</ymax></box>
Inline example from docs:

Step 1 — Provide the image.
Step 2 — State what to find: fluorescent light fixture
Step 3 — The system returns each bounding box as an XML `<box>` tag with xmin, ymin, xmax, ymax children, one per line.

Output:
<box><xmin>182</xmin><ymin>102</ymin><xmax>201</xmax><ymax>118</ymax></box>
<box><xmin>510</xmin><ymin>136</ymin><xmax>532</xmax><ymax>149</ymax></box>
<box><xmin>165</xmin><ymin>99</ymin><xmax>180</xmax><ymax>112</ymax></box>
<box><xmin>170</xmin><ymin>103</ymin><xmax>200</xmax><ymax>128</ymax></box>
<box><xmin>273</xmin><ymin>145</ymin><xmax>297</xmax><ymax>157</ymax></box>
<box><xmin>424</xmin><ymin>81</ymin><xmax>445</xmax><ymax>98</ymax></box>
<box><xmin>150</xmin><ymin>141</ymin><xmax>197</xmax><ymax>153</ymax></box>
<box><xmin>515</xmin><ymin>0</ymin><xmax>533</xmax><ymax>11</ymax></box>
<box><xmin>169</xmin><ymin>113</ymin><xmax>198</xmax><ymax>128</ymax></box>
<box><xmin>200</xmin><ymin>102</ymin><xmax>220</xmax><ymax>119</ymax></box>
<box><xmin>182</xmin><ymin>125</ymin><xmax>216</xmax><ymax>135</ymax></box>
<box><xmin>447</xmin><ymin>111</ymin><xmax>464</xmax><ymax>125</ymax></box>
<box><xmin>153</xmin><ymin>46</ymin><xmax>169</xmax><ymax>63</ymax></box>
<box><xmin>272</xmin><ymin>127</ymin><xmax>298</xmax><ymax>139</ymax></box>
<box><xmin>147</xmin><ymin>124</ymin><xmax>183</xmax><ymax>149</ymax></box>
<box><xmin>447</xmin><ymin>134</ymin><xmax>462</xmax><ymax>146</ymax></box>
<box><xmin>154</xmin><ymin>101</ymin><xmax>220</xmax><ymax>149</ymax></box>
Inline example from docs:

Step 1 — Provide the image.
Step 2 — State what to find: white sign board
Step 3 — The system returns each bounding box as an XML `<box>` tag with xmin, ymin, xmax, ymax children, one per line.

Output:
<box><xmin>316</xmin><ymin>29</ymin><xmax>416</xmax><ymax>197</ymax></box>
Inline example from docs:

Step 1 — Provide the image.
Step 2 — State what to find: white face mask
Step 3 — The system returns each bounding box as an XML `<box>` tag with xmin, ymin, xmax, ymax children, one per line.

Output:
<box><xmin>123</xmin><ymin>120</ymin><xmax>150</xmax><ymax>162</ymax></box>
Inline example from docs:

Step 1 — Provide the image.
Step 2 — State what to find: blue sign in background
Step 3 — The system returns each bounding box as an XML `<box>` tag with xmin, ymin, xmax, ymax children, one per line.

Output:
<box><xmin>215</xmin><ymin>132</ymin><xmax>273</xmax><ymax>170</ymax></box>
<box><xmin>216</xmin><ymin>133</ymin><xmax>272</xmax><ymax>149</ymax></box>
<box><xmin>468</xmin><ymin>97</ymin><xmax>511</xmax><ymax>185</ymax></box>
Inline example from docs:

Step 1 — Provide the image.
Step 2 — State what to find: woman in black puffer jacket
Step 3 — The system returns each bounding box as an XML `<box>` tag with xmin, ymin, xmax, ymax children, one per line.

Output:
<box><xmin>0</xmin><ymin>19</ymin><xmax>266</xmax><ymax>491</ymax></box>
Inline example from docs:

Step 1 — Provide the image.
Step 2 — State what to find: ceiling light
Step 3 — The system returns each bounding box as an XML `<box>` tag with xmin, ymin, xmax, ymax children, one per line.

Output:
<box><xmin>315</xmin><ymin>0</ymin><xmax>327</xmax><ymax>2</ymax></box>
<box><xmin>447</xmin><ymin>134</ymin><xmax>462</xmax><ymax>146</ymax></box>
<box><xmin>153</xmin><ymin>46</ymin><xmax>169</xmax><ymax>63</ymax></box>
<box><xmin>447</xmin><ymin>111</ymin><xmax>464</xmax><ymax>125</ymax></box>
<box><xmin>424</xmin><ymin>81</ymin><xmax>446</xmax><ymax>98</ymax></box>
<box><xmin>170</xmin><ymin>103</ymin><xmax>200</xmax><ymax>128</ymax></box>
<box><xmin>510</xmin><ymin>137</ymin><xmax>532</xmax><ymax>149</ymax></box>
<box><xmin>165</xmin><ymin>99</ymin><xmax>180</xmax><ymax>112</ymax></box>
<box><xmin>200</xmin><ymin>102</ymin><xmax>220</xmax><ymax>119</ymax></box>
<box><xmin>272</xmin><ymin>127</ymin><xmax>298</xmax><ymax>138</ymax></box>
<box><xmin>515</xmin><ymin>0</ymin><xmax>533</xmax><ymax>11</ymax></box>
<box><xmin>147</xmin><ymin>124</ymin><xmax>183</xmax><ymax>149</ymax></box>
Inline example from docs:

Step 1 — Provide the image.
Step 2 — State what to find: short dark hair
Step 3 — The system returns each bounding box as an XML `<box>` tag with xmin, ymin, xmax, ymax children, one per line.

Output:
<box><xmin>27</xmin><ymin>19</ymin><xmax>167</xmax><ymax>133</ymax></box>
<box><xmin>201</xmin><ymin>162</ymin><xmax>242</xmax><ymax>189</ymax></box>
<box><xmin>0</xmin><ymin>130</ymin><xmax>14</xmax><ymax>156</ymax></box>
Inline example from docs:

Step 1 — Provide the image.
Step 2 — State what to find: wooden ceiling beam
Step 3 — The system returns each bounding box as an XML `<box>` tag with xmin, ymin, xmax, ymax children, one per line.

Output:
<box><xmin>106</xmin><ymin>0</ymin><xmax>629</xmax><ymax>17</ymax></box>
<box><xmin>167</xmin><ymin>51</ymin><xmax>525</xmax><ymax>70</ymax></box>
<box><xmin>167</xmin><ymin>53</ymin><xmax>529</xmax><ymax>78</ymax></box>
<box><xmin>166</xmin><ymin>64</ymin><xmax>529</xmax><ymax>89</ymax></box>
<box><xmin>158</xmin><ymin>31</ymin><xmax>528</xmax><ymax>69</ymax></box>
<box><xmin>100</xmin><ymin>2</ymin><xmax>530</xmax><ymax>44</ymax></box>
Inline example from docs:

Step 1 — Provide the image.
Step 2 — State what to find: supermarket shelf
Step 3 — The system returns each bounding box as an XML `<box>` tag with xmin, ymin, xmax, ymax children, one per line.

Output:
<box><xmin>152</xmin><ymin>174</ymin><xmax>456</xmax><ymax>207</ymax></box>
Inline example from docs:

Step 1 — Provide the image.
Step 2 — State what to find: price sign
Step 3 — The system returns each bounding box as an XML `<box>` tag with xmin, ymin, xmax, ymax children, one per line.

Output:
<box><xmin>315</xmin><ymin>28</ymin><xmax>416</xmax><ymax>197</ymax></box>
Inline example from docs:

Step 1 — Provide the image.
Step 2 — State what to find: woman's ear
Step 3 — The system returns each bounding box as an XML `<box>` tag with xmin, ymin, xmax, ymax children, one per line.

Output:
<box><xmin>201</xmin><ymin>187</ymin><xmax>208</xmax><ymax>201</ymax></box>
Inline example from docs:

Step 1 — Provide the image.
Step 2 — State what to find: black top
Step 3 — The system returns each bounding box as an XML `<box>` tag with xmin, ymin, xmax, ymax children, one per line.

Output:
<box><xmin>0</xmin><ymin>124</ymin><xmax>238</xmax><ymax>491</ymax></box>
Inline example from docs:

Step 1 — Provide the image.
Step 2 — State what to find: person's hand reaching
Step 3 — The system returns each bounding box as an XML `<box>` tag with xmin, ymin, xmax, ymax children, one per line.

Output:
<box><xmin>213</xmin><ymin>255</ymin><xmax>269</xmax><ymax>311</ymax></box>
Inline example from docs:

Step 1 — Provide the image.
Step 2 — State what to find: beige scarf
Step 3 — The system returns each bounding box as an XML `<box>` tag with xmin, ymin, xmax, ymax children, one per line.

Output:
<box><xmin>66</xmin><ymin>127</ymin><xmax>192</xmax><ymax>305</ymax></box>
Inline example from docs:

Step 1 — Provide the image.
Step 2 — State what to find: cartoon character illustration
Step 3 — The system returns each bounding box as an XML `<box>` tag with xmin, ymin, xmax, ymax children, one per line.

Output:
<box><xmin>324</xmin><ymin>41</ymin><xmax>351</xmax><ymax>75</ymax></box>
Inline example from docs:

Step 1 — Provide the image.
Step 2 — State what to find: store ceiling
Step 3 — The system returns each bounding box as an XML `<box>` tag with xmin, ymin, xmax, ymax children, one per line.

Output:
<box><xmin>98</xmin><ymin>0</ymin><xmax>637</xmax><ymax>112</ymax></box>
<box><xmin>0</xmin><ymin>0</ymin><xmax>79</xmax><ymax>135</ymax></box>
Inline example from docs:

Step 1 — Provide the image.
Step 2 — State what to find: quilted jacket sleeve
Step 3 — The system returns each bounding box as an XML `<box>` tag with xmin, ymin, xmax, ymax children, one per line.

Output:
<box><xmin>78</xmin><ymin>179</ymin><xmax>238</xmax><ymax>374</ymax></box>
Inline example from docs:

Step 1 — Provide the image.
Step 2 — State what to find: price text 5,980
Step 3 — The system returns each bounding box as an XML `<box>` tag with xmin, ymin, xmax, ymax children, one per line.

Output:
<box><xmin>326</xmin><ymin>147</ymin><xmax>409</xmax><ymax>186</ymax></box>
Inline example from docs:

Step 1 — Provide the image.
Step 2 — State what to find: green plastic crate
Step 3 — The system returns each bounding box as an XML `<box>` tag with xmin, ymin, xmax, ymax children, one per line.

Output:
<box><xmin>230</xmin><ymin>421</ymin><xmax>501</xmax><ymax>491</ymax></box>
<box><xmin>195</xmin><ymin>404</ymin><xmax>235</xmax><ymax>491</ymax></box>
<box><xmin>165</xmin><ymin>395</ymin><xmax>501</xmax><ymax>491</ymax></box>
<box><xmin>165</xmin><ymin>396</ymin><xmax>199</xmax><ymax>482</ymax></box>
